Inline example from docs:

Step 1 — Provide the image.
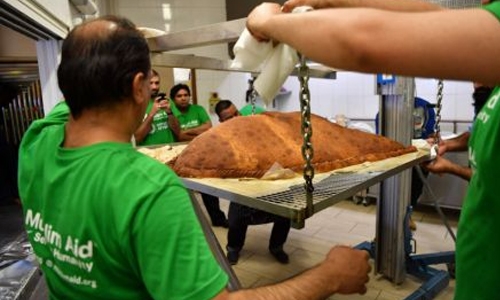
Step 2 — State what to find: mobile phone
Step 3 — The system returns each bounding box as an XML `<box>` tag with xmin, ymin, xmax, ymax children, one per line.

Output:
<box><xmin>157</xmin><ymin>92</ymin><xmax>167</xmax><ymax>100</ymax></box>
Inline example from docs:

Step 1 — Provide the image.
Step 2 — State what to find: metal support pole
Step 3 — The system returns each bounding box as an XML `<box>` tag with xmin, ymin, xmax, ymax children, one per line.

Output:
<box><xmin>188</xmin><ymin>191</ymin><xmax>241</xmax><ymax>291</ymax></box>
<box><xmin>376</xmin><ymin>76</ymin><xmax>414</xmax><ymax>284</ymax></box>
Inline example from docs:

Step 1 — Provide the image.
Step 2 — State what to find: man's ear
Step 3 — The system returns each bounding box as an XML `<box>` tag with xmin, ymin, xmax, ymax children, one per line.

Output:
<box><xmin>132</xmin><ymin>72</ymin><xmax>148</xmax><ymax>105</ymax></box>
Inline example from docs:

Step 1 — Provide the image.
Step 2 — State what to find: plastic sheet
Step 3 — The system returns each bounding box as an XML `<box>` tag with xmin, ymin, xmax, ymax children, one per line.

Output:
<box><xmin>0</xmin><ymin>234</ymin><xmax>37</xmax><ymax>300</ymax></box>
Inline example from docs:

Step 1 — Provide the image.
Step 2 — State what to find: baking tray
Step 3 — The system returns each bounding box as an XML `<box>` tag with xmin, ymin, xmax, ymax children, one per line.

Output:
<box><xmin>182</xmin><ymin>149</ymin><xmax>430</xmax><ymax>228</ymax></box>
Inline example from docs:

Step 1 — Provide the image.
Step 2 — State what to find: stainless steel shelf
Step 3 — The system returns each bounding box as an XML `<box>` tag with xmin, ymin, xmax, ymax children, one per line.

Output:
<box><xmin>147</xmin><ymin>18</ymin><xmax>246</xmax><ymax>52</ymax></box>
<box><xmin>146</xmin><ymin>18</ymin><xmax>337</xmax><ymax>79</ymax></box>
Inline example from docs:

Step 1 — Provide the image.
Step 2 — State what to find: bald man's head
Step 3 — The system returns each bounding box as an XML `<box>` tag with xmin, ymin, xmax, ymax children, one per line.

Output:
<box><xmin>58</xmin><ymin>16</ymin><xmax>151</xmax><ymax>118</ymax></box>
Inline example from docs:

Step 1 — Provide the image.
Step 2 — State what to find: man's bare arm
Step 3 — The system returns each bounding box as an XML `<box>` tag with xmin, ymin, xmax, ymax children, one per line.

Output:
<box><xmin>134</xmin><ymin>113</ymin><xmax>156</xmax><ymax>143</ymax></box>
<box><xmin>282</xmin><ymin>0</ymin><xmax>443</xmax><ymax>12</ymax></box>
<box><xmin>177</xmin><ymin>121</ymin><xmax>212</xmax><ymax>141</ymax></box>
<box><xmin>167</xmin><ymin>114</ymin><xmax>181</xmax><ymax>140</ymax></box>
<box><xmin>424</xmin><ymin>156</ymin><xmax>472</xmax><ymax>181</ymax></box>
<box><xmin>213</xmin><ymin>246</ymin><xmax>371</xmax><ymax>300</ymax></box>
<box><xmin>443</xmin><ymin>132</ymin><xmax>470</xmax><ymax>153</ymax></box>
<box><xmin>247</xmin><ymin>4</ymin><xmax>500</xmax><ymax>85</ymax></box>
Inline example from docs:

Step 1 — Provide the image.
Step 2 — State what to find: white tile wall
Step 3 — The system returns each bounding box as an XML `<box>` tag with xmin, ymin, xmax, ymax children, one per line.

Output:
<box><xmin>115</xmin><ymin>0</ymin><xmax>477</xmax><ymax>132</ymax></box>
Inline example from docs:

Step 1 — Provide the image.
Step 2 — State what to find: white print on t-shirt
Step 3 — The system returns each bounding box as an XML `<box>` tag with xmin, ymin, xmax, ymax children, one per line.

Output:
<box><xmin>469</xmin><ymin>146</ymin><xmax>477</xmax><ymax>171</ymax></box>
<box><xmin>52</xmin><ymin>264</ymin><xmax>97</xmax><ymax>289</ymax></box>
<box><xmin>150</xmin><ymin>112</ymin><xmax>169</xmax><ymax>134</ymax></box>
<box><xmin>477</xmin><ymin>92</ymin><xmax>500</xmax><ymax>124</ymax></box>
<box><xmin>52</xmin><ymin>248</ymin><xmax>94</xmax><ymax>272</ymax></box>
<box><xmin>181</xmin><ymin>119</ymin><xmax>200</xmax><ymax>130</ymax></box>
<box><xmin>25</xmin><ymin>209</ymin><xmax>95</xmax><ymax>274</ymax></box>
<box><xmin>155</xmin><ymin>122</ymin><xmax>169</xmax><ymax>131</ymax></box>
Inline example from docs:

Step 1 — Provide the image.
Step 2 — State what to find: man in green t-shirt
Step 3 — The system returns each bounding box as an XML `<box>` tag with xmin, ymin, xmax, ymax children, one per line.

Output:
<box><xmin>248</xmin><ymin>0</ymin><xmax>500</xmax><ymax>299</ymax></box>
<box><xmin>424</xmin><ymin>83</ymin><xmax>493</xmax><ymax>181</ymax></box>
<box><xmin>239</xmin><ymin>103</ymin><xmax>266</xmax><ymax>116</ymax></box>
<box><xmin>135</xmin><ymin>69</ymin><xmax>180</xmax><ymax>146</ymax></box>
<box><xmin>18</xmin><ymin>16</ymin><xmax>227</xmax><ymax>300</ymax></box>
<box><xmin>216</xmin><ymin>100</ymin><xmax>266</xmax><ymax>122</ymax></box>
<box><xmin>18</xmin><ymin>14</ymin><xmax>371</xmax><ymax>300</ymax></box>
<box><xmin>215</xmin><ymin>100</ymin><xmax>291</xmax><ymax>265</ymax></box>
<box><xmin>170</xmin><ymin>84</ymin><xmax>228</xmax><ymax>227</ymax></box>
<box><xmin>170</xmin><ymin>83</ymin><xmax>212</xmax><ymax>141</ymax></box>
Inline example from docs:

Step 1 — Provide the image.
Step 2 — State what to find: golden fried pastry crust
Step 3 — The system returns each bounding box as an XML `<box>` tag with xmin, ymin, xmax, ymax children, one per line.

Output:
<box><xmin>170</xmin><ymin>112</ymin><xmax>416</xmax><ymax>178</ymax></box>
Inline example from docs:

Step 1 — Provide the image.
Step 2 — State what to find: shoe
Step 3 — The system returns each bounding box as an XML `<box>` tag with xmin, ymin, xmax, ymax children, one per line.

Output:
<box><xmin>213</xmin><ymin>218</ymin><xmax>229</xmax><ymax>228</ymax></box>
<box><xmin>269</xmin><ymin>248</ymin><xmax>289</xmax><ymax>264</ymax></box>
<box><xmin>226</xmin><ymin>249</ymin><xmax>240</xmax><ymax>265</ymax></box>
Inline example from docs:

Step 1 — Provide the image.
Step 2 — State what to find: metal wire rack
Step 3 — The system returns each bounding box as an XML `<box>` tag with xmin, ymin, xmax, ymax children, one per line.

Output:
<box><xmin>183</xmin><ymin>151</ymin><xmax>429</xmax><ymax>228</ymax></box>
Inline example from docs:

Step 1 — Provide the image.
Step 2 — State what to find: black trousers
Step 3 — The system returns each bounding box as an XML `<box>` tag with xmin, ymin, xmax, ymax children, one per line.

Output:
<box><xmin>200</xmin><ymin>193</ymin><xmax>227</xmax><ymax>224</ymax></box>
<box><xmin>227</xmin><ymin>202</ymin><xmax>291</xmax><ymax>251</ymax></box>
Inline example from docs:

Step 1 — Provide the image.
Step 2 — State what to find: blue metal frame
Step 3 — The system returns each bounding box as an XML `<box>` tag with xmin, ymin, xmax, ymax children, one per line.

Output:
<box><xmin>355</xmin><ymin>206</ymin><xmax>455</xmax><ymax>300</ymax></box>
<box><xmin>377</xmin><ymin>73</ymin><xmax>396</xmax><ymax>85</ymax></box>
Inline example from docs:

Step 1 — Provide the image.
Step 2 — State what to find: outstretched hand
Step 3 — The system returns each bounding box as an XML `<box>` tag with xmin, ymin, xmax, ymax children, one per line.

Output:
<box><xmin>246</xmin><ymin>3</ymin><xmax>283</xmax><ymax>42</ymax></box>
<box><xmin>426</xmin><ymin>137</ymin><xmax>448</xmax><ymax>156</ymax></box>
<box><xmin>157</xmin><ymin>99</ymin><xmax>171</xmax><ymax>112</ymax></box>
<box><xmin>151</xmin><ymin>96</ymin><xmax>171</xmax><ymax>115</ymax></box>
<box><xmin>321</xmin><ymin>245</ymin><xmax>371</xmax><ymax>294</ymax></box>
<box><xmin>423</xmin><ymin>155</ymin><xmax>453</xmax><ymax>175</ymax></box>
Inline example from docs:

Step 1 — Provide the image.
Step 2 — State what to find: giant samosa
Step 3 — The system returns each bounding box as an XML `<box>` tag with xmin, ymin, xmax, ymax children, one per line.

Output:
<box><xmin>170</xmin><ymin>112</ymin><xmax>416</xmax><ymax>178</ymax></box>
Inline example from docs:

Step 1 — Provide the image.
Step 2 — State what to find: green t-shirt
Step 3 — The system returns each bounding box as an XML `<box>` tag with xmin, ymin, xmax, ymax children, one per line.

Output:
<box><xmin>483</xmin><ymin>1</ymin><xmax>500</xmax><ymax>21</ymax></box>
<box><xmin>455</xmin><ymin>7</ymin><xmax>500</xmax><ymax>299</ymax></box>
<box><xmin>171</xmin><ymin>104</ymin><xmax>210</xmax><ymax>130</ymax></box>
<box><xmin>18</xmin><ymin>102</ymin><xmax>228</xmax><ymax>300</ymax></box>
<box><xmin>239</xmin><ymin>104</ymin><xmax>266</xmax><ymax>116</ymax></box>
<box><xmin>455</xmin><ymin>70</ymin><xmax>500</xmax><ymax>300</ymax></box>
<box><xmin>138</xmin><ymin>100</ymin><xmax>176</xmax><ymax>146</ymax></box>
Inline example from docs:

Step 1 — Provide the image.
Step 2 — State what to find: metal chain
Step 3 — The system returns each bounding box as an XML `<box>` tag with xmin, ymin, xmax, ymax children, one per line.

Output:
<box><xmin>250</xmin><ymin>90</ymin><xmax>257</xmax><ymax>115</ymax></box>
<box><xmin>247</xmin><ymin>77</ymin><xmax>257</xmax><ymax>115</ymax></box>
<box><xmin>433</xmin><ymin>79</ymin><xmax>443</xmax><ymax>146</ymax></box>
<box><xmin>298</xmin><ymin>55</ymin><xmax>315</xmax><ymax>216</ymax></box>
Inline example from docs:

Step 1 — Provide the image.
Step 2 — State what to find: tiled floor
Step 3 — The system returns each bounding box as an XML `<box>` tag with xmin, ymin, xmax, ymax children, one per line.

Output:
<box><xmin>206</xmin><ymin>198</ymin><xmax>458</xmax><ymax>300</ymax></box>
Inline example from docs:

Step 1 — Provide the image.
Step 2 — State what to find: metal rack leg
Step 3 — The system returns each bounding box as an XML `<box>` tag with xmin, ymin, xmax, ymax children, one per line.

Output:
<box><xmin>405</xmin><ymin>263</ymin><xmax>451</xmax><ymax>300</ymax></box>
<box><xmin>188</xmin><ymin>191</ymin><xmax>242</xmax><ymax>291</ymax></box>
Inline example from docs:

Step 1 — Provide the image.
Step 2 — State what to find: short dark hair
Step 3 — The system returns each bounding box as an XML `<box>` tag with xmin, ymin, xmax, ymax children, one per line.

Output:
<box><xmin>57</xmin><ymin>15</ymin><xmax>151</xmax><ymax>118</ymax></box>
<box><xmin>169</xmin><ymin>83</ymin><xmax>191</xmax><ymax>100</ymax></box>
<box><xmin>214</xmin><ymin>100</ymin><xmax>233</xmax><ymax>117</ymax></box>
<box><xmin>151</xmin><ymin>69</ymin><xmax>159</xmax><ymax>77</ymax></box>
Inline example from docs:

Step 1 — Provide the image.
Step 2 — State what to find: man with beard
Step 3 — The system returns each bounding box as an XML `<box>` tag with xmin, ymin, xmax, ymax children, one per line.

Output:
<box><xmin>135</xmin><ymin>69</ymin><xmax>180</xmax><ymax>146</ymax></box>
